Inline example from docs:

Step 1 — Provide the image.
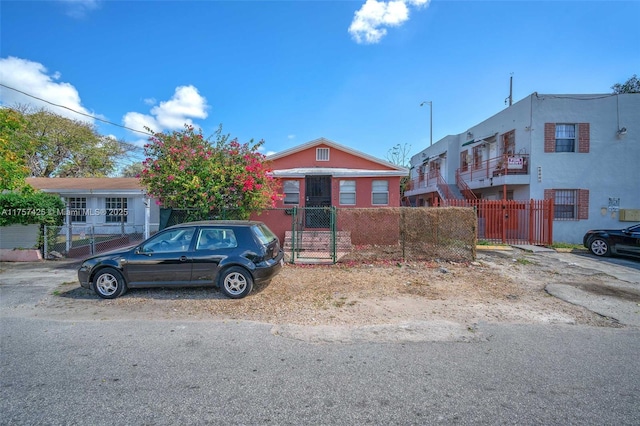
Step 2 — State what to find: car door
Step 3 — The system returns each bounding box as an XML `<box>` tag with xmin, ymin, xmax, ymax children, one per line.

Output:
<box><xmin>190</xmin><ymin>227</ymin><xmax>239</xmax><ymax>285</ymax></box>
<box><xmin>124</xmin><ymin>227</ymin><xmax>196</xmax><ymax>286</ymax></box>
<box><xmin>616</xmin><ymin>225</ymin><xmax>640</xmax><ymax>257</ymax></box>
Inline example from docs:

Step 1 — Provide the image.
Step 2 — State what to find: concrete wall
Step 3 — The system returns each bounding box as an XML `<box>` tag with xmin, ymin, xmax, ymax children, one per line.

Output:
<box><xmin>0</xmin><ymin>224</ymin><xmax>40</xmax><ymax>249</ymax></box>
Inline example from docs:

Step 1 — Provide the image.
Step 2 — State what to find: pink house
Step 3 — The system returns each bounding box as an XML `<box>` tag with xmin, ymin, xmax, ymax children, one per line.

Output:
<box><xmin>252</xmin><ymin>138</ymin><xmax>408</xmax><ymax>241</ymax></box>
<box><xmin>268</xmin><ymin>138</ymin><xmax>408</xmax><ymax>210</ymax></box>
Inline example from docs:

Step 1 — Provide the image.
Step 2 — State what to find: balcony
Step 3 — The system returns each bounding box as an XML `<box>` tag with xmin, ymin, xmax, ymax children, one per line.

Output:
<box><xmin>405</xmin><ymin>170</ymin><xmax>440</xmax><ymax>197</ymax></box>
<box><xmin>457</xmin><ymin>154</ymin><xmax>530</xmax><ymax>189</ymax></box>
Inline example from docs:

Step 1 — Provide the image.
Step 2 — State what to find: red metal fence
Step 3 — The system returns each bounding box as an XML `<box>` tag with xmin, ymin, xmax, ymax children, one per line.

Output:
<box><xmin>445</xmin><ymin>199</ymin><xmax>553</xmax><ymax>245</ymax></box>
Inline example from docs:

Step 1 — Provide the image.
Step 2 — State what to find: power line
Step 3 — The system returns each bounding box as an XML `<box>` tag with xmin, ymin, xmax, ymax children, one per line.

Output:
<box><xmin>0</xmin><ymin>83</ymin><xmax>153</xmax><ymax>136</ymax></box>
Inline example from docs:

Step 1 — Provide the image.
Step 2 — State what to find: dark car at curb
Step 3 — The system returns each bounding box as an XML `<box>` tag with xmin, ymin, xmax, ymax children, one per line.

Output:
<box><xmin>78</xmin><ymin>220</ymin><xmax>284</xmax><ymax>299</ymax></box>
<box><xmin>583</xmin><ymin>223</ymin><xmax>640</xmax><ymax>259</ymax></box>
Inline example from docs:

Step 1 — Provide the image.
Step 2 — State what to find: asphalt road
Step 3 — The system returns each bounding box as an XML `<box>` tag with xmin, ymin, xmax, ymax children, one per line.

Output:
<box><xmin>1</xmin><ymin>253</ymin><xmax>640</xmax><ymax>425</ymax></box>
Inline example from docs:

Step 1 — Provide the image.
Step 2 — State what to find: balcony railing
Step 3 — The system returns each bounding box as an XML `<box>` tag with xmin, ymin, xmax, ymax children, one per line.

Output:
<box><xmin>455</xmin><ymin>169</ymin><xmax>477</xmax><ymax>200</ymax></box>
<box><xmin>406</xmin><ymin>154</ymin><xmax>529</xmax><ymax>196</ymax></box>
<box><xmin>406</xmin><ymin>169</ymin><xmax>440</xmax><ymax>192</ymax></box>
<box><xmin>457</xmin><ymin>153</ymin><xmax>529</xmax><ymax>183</ymax></box>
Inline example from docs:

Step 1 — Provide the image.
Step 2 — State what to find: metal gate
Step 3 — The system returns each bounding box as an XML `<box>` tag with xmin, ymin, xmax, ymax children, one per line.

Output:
<box><xmin>446</xmin><ymin>199</ymin><xmax>553</xmax><ymax>245</ymax></box>
<box><xmin>289</xmin><ymin>206</ymin><xmax>337</xmax><ymax>263</ymax></box>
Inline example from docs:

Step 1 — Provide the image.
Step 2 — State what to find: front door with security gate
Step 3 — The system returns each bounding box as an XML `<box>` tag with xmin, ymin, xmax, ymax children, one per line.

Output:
<box><xmin>305</xmin><ymin>175</ymin><xmax>331</xmax><ymax>228</ymax></box>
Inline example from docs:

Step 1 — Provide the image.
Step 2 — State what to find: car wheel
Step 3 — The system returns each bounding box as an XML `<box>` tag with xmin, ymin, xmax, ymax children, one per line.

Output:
<box><xmin>219</xmin><ymin>266</ymin><xmax>253</xmax><ymax>299</ymax></box>
<box><xmin>589</xmin><ymin>238</ymin><xmax>610</xmax><ymax>257</ymax></box>
<box><xmin>93</xmin><ymin>267</ymin><xmax>128</xmax><ymax>299</ymax></box>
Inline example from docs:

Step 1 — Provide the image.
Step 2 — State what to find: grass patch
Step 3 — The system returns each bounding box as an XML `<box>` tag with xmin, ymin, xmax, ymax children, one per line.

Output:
<box><xmin>549</xmin><ymin>242</ymin><xmax>583</xmax><ymax>249</ymax></box>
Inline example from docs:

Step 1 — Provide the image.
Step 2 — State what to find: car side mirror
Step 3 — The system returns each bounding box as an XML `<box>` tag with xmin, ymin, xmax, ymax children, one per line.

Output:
<box><xmin>135</xmin><ymin>246</ymin><xmax>152</xmax><ymax>256</ymax></box>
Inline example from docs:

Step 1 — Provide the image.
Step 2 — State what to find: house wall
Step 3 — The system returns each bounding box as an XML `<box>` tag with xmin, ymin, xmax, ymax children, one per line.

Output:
<box><xmin>49</xmin><ymin>192</ymin><xmax>160</xmax><ymax>235</ymax></box>
<box><xmin>528</xmin><ymin>93</ymin><xmax>640</xmax><ymax>243</ymax></box>
<box><xmin>270</xmin><ymin>143</ymin><xmax>398</xmax><ymax>171</ymax></box>
<box><xmin>273</xmin><ymin>176</ymin><xmax>402</xmax><ymax>209</ymax></box>
<box><xmin>0</xmin><ymin>224</ymin><xmax>40</xmax><ymax>249</ymax></box>
<box><xmin>271</xmin><ymin>141</ymin><xmax>405</xmax><ymax>209</ymax></box>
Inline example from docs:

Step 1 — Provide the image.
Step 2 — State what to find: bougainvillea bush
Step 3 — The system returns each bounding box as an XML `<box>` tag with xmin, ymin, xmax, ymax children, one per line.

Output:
<box><xmin>139</xmin><ymin>125</ymin><xmax>280</xmax><ymax>220</ymax></box>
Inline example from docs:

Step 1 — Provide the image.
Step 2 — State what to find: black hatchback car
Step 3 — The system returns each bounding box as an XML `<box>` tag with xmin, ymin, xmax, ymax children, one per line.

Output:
<box><xmin>583</xmin><ymin>223</ymin><xmax>640</xmax><ymax>258</ymax></box>
<box><xmin>78</xmin><ymin>220</ymin><xmax>284</xmax><ymax>299</ymax></box>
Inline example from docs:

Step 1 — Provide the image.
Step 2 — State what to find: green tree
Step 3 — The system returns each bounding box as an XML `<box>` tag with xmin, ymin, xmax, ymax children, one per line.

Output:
<box><xmin>120</xmin><ymin>162</ymin><xmax>144</xmax><ymax>177</ymax></box>
<box><xmin>0</xmin><ymin>108</ymin><xmax>32</xmax><ymax>191</ymax></box>
<box><xmin>139</xmin><ymin>125</ymin><xmax>280</xmax><ymax>220</ymax></box>
<box><xmin>611</xmin><ymin>74</ymin><xmax>640</xmax><ymax>94</ymax></box>
<box><xmin>13</xmin><ymin>106</ymin><xmax>135</xmax><ymax>177</ymax></box>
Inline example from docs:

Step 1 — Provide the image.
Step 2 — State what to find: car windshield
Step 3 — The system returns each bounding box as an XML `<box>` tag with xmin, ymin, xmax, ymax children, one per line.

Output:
<box><xmin>252</xmin><ymin>224</ymin><xmax>277</xmax><ymax>245</ymax></box>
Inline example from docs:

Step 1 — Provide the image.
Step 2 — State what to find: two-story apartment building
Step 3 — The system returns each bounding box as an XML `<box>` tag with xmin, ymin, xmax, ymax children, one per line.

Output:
<box><xmin>405</xmin><ymin>92</ymin><xmax>640</xmax><ymax>243</ymax></box>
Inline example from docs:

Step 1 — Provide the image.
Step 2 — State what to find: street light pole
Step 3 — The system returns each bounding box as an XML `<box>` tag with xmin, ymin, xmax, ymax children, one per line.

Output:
<box><xmin>420</xmin><ymin>101</ymin><xmax>432</xmax><ymax>146</ymax></box>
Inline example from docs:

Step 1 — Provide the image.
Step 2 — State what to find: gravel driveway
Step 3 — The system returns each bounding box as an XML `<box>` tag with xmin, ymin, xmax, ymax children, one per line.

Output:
<box><xmin>2</xmin><ymin>248</ymin><xmax>639</xmax><ymax>342</ymax></box>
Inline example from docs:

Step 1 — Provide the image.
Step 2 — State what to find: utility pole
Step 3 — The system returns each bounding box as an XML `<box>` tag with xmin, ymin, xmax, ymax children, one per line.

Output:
<box><xmin>420</xmin><ymin>101</ymin><xmax>433</xmax><ymax>146</ymax></box>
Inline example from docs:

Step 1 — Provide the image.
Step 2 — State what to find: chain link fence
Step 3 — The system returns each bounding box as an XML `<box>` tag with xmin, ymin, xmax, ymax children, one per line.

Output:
<box><xmin>43</xmin><ymin>224</ymin><xmax>147</xmax><ymax>259</ymax></box>
<box><xmin>77</xmin><ymin>206</ymin><xmax>476</xmax><ymax>263</ymax></box>
<box><xmin>335</xmin><ymin>207</ymin><xmax>476</xmax><ymax>263</ymax></box>
<box><xmin>254</xmin><ymin>207</ymin><xmax>477</xmax><ymax>263</ymax></box>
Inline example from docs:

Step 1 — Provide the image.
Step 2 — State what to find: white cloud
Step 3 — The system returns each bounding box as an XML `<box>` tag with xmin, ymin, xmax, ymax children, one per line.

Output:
<box><xmin>58</xmin><ymin>0</ymin><xmax>101</xmax><ymax>19</ymax></box>
<box><xmin>349</xmin><ymin>0</ymin><xmax>430</xmax><ymax>44</ymax></box>
<box><xmin>123</xmin><ymin>85</ymin><xmax>209</xmax><ymax>135</ymax></box>
<box><xmin>123</xmin><ymin>112</ymin><xmax>160</xmax><ymax>134</ymax></box>
<box><xmin>0</xmin><ymin>56</ymin><xmax>94</xmax><ymax>123</ymax></box>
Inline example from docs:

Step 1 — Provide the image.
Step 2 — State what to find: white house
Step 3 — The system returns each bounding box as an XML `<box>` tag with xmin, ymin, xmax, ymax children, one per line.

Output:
<box><xmin>405</xmin><ymin>92</ymin><xmax>640</xmax><ymax>244</ymax></box>
<box><xmin>26</xmin><ymin>177</ymin><xmax>160</xmax><ymax>239</ymax></box>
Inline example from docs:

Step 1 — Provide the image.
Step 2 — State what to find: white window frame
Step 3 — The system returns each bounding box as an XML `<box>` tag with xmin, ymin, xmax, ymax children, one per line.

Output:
<box><xmin>371</xmin><ymin>180</ymin><xmax>389</xmax><ymax>205</ymax></box>
<box><xmin>105</xmin><ymin>197</ymin><xmax>128</xmax><ymax>223</ymax></box>
<box><xmin>339</xmin><ymin>180</ymin><xmax>356</xmax><ymax>205</ymax></box>
<box><xmin>555</xmin><ymin>124</ymin><xmax>576</xmax><ymax>153</ymax></box>
<box><xmin>68</xmin><ymin>197</ymin><xmax>87</xmax><ymax>223</ymax></box>
<box><xmin>316</xmin><ymin>147</ymin><xmax>330</xmax><ymax>161</ymax></box>
<box><xmin>282</xmin><ymin>180</ymin><xmax>300</xmax><ymax>205</ymax></box>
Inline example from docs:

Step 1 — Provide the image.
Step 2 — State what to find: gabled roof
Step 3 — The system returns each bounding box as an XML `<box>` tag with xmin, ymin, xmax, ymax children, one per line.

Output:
<box><xmin>267</xmin><ymin>137</ymin><xmax>408</xmax><ymax>173</ymax></box>
<box><xmin>272</xmin><ymin>167</ymin><xmax>407</xmax><ymax>178</ymax></box>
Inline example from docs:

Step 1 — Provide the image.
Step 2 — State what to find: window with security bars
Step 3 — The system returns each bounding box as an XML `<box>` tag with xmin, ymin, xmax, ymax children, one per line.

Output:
<box><xmin>371</xmin><ymin>180</ymin><xmax>389</xmax><ymax>205</ymax></box>
<box><xmin>339</xmin><ymin>180</ymin><xmax>356</xmax><ymax>205</ymax></box>
<box><xmin>105</xmin><ymin>197</ymin><xmax>128</xmax><ymax>223</ymax></box>
<box><xmin>282</xmin><ymin>180</ymin><xmax>300</xmax><ymax>204</ymax></box>
<box><xmin>554</xmin><ymin>190</ymin><xmax>577</xmax><ymax>219</ymax></box>
<box><xmin>555</xmin><ymin>124</ymin><xmax>576</xmax><ymax>152</ymax></box>
<box><xmin>68</xmin><ymin>197</ymin><xmax>86</xmax><ymax>222</ymax></box>
<box><xmin>460</xmin><ymin>150</ymin><xmax>469</xmax><ymax>172</ymax></box>
<box><xmin>502</xmin><ymin>130</ymin><xmax>515</xmax><ymax>155</ymax></box>
<box><xmin>316</xmin><ymin>147</ymin><xmax>329</xmax><ymax>161</ymax></box>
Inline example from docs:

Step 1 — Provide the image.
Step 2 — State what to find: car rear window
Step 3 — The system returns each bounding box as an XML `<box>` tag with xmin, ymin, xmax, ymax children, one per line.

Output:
<box><xmin>252</xmin><ymin>224</ymin><xmax>277</xmax><ymax>245</ymax></box>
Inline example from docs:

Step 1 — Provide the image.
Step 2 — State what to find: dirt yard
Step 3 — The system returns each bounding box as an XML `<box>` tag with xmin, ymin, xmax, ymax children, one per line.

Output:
<box><xmin>44</xmin><ymin>248</ymin><xmax>622</xmax><ymax>330</ymax></box>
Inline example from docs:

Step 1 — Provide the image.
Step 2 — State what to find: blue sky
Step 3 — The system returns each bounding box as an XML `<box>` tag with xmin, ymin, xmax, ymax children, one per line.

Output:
<box><xmin>1</xmin><ymin>0</ymin><xmax>638</xmax><ymax>169</ymax></box>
